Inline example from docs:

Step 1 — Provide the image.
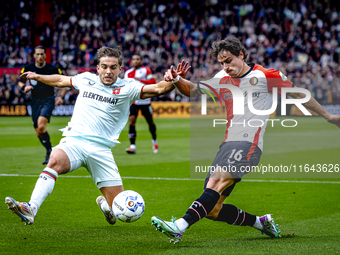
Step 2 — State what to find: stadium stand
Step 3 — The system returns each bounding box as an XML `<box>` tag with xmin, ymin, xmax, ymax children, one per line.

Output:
<box><xmin>1</xmin><ymin>0</ymin><xmax>340</xmax><ymax>105</ymax></box>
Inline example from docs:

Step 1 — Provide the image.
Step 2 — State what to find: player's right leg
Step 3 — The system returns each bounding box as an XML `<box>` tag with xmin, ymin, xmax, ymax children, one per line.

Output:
<box><xmin>5</xmin><ymin>147</ymin><xmax>71</xmax><ymax>225</ymax></box>
<box><xmin>152</xmin><ymin>170</ymin><xmax>231</xmax><ymax>243</ymax></box>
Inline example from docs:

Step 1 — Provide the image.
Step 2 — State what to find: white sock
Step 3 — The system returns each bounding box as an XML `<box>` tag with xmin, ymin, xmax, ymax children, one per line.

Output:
<box><xmin>175</xmin><ymin>218</ymin><xmax>189</xmax><ymax>233</ymax></box>
<box><xmin>100</xmin><ymin>198</ymin><xmax>111</xmax><ymax>212</ymax></box>
<box><xmin>252</xmin><ymin>216</ymin><xmax>263</xmax><ymax>230</ymax></box>
<box><xmin>130</xmin><ymin>144</ymin><xmax>136</xmax><ymax>149</ymax></box>
<box><xmin>29</xmin><ymin>203</ymin><xmax>38</xmax><ymax>216</ymax></box>
<box><xmin>152</xmin><ymin>139</ymin><xmax>157</xmax><ymax>144</ymax></box>
<box><xmin>29</xmin><ymin>167</ymin><xmax>58</xmax><ymax>216</ymax></box>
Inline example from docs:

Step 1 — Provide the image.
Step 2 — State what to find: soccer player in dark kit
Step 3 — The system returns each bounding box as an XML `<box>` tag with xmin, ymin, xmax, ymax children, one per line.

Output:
<box><xmin>19</xmin><ymin>46</ymin><xmax>67</xmax><ymax>164</ymax></box>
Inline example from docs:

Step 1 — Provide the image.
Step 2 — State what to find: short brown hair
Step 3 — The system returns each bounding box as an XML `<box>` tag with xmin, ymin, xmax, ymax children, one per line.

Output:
<box><xmin>211</xmin><ymin>36</ymin><xmax>248</xmax><ymax>61</ymax></box>
<box><xmin>97</xmin><ymin>46</ymin><xmax>123</xmax><ymax>66</ymax></box>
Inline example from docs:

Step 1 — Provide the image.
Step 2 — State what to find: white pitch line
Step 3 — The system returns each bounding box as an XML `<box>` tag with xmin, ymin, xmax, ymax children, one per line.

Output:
<box><xmin>0</xmin><ymin>174</ymin><xmax>340</xmax><ymax>184</ymax></box>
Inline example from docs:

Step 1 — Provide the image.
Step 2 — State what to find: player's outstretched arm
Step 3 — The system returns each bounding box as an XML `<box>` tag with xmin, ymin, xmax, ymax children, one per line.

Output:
<box><xmin>289</xmin><ymin>91</ymin><xmax>340</xmax><ymax>127</ymax></box>
<box><xmin>140</xmin><ymin>80</ymin><xmax>175</xmax><ymax>99</ymax></box>
<box><xmin>20</xmin><ymin>71</ymin><xmax>72</xmax><ymax>88</ymax></box>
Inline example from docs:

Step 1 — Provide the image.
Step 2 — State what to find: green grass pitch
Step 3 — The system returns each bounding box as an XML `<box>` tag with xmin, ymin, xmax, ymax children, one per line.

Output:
<box><xmin>0</xmin><ymin>116</ymin><xmax>339</xmax><ymax>254</ymax></box>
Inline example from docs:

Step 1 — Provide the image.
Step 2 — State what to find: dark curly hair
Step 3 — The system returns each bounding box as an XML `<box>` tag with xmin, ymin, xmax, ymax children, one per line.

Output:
<box><xmin>97</xmin><ymin>46</ymin><xmax>122</xmax><ymax>66</ymax></box>
<box><xmin>211</xmin><ymin>36</ymin><xmax>248</xmax><ymax>61</ymax></box>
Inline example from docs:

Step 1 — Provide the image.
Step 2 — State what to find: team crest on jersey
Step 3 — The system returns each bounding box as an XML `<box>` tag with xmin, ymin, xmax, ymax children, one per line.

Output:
<box><xmin>112</xmin><ymin>87</ymin><xmax>121</xmax><ymax>95</ymax></box>
<box><xmin>249</xmin><ymin>77</ymin><xmax>258</xmax><ymax>85</ymax></box>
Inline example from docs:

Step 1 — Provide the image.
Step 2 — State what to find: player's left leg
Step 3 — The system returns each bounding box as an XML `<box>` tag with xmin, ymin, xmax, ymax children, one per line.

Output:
<box><xmin>142</xmin><ymin>105</ymin><xmax>158</xmax><ymax>153</ymax></box>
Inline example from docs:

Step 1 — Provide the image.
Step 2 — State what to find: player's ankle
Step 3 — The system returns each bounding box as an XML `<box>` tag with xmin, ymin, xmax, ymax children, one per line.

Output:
<box><xmin>175</xmin><ymin>218</ymin><xmax>188</xmax><ymax>233</ymax></box>
<box><xmin>252</xmin><ymin>216</ymin><xmax>263</xmax><ymax>230</ymax></box>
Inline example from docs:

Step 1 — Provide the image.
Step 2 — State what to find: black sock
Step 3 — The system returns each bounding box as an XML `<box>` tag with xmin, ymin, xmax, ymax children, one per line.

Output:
<box><xmin>214</xmin><ymin>204</ymin><xmax>256</xmax><ymax>227</ymax></box>
<box><xmin>149</xmin><ymin>123</ymin><xmax>156</xmax><ymax>140</ymax></box>
<box><xmin>128</xmin><ymin>125</ymin><xmax>136</xmax><ymax>144</ymax></box>
<box><xmin>39</xmin><ymin>132</ymin><xmax>52</xmax><ymax>154</ymax></box>
<box><xmin>182</xmin><ymin>188</ymin><xmax>220</xmax><ymax>226</ymax></box>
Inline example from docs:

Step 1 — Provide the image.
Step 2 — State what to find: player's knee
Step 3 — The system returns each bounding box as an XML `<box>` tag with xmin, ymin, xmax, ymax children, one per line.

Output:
<box><xmin>36</xmin><ymin>126</ymin><xmax>45</xmax><ymax>135</ymax></box>
<box><xmin>207</xmin><ymin>177</ymin><xmax>234</xmax><ymax>194</ymax></box>
<box><xmin>206</xmin><ymin>204</ymin><xmax>222</xmax><ymax>220</ymax></box>
<box><xmin>46</xmin><ymin>158</ymin><xmax>67</xmax><ymax>175</ymax></box>
<box><xmin>46</xmin><ymin>157</ymin><xmax>58</xmax><ymax>169</ymax></box>
<box><xmin>45</xmin><ymin>148</ymin><xmax>71</xmax><ymax>174</ymax></box>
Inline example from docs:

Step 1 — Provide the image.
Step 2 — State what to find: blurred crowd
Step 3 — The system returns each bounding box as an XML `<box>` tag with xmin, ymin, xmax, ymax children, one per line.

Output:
<box><xmin>1</xmin><ymin>0</ymin><xmax>340</xmax><ymax>105</ymax></box>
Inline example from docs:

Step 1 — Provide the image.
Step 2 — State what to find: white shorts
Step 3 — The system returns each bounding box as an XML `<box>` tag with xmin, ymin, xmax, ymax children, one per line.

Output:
<box><xmin>54</xmin><ymin>136</ymin><xmax>122</xmax><ymax>189</ymax></box>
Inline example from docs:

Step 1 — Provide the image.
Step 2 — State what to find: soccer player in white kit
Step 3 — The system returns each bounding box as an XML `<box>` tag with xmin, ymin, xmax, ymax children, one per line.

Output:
<box><xmin>151</xmin><ymin>37</ymin><xmax>340</xmax><ymax>243</ymax></box>
<box><xmin>4</xmin><ymin>46</ymin><xmax>185</xmax><ymax>226</ymax></box>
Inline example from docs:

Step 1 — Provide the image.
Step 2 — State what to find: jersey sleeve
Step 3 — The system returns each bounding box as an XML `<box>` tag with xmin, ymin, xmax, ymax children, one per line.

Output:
<box><xmin>127</xmin><ymin>80</ymin><xmax>145</xmax><ymax>103</ymax></box>
<box><xmin>70</xmin><ymin>72</ymin><xmax>89</xmax><ymax>90</ymax></box>
<box><xmin>264</xmin><ymin>69</ymin><xmax>293</xmax><ymax>95</ymax></box>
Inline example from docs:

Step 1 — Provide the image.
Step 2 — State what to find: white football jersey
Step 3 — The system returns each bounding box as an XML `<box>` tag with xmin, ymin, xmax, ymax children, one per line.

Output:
<box><xmin>199</xmin><ymin>63</ymin><xmax>292</xmax><ymax>153</ymax></box>
<box><xmin>60</xmin><ymin>72</ymin><xmax>144</xmax><ymax>147</ymax></box>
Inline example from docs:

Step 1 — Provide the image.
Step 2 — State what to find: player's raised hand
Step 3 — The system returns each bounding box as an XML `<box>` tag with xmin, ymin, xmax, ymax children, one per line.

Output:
<box><xmin>164</xmin><ymin>66</ymin><xmax>178</xmax><ymax>82</ymax></box>
<box><xmin>20</xmin><ymin>71</ymin><xmax>40</xmax><ymax>80</ymax></box>
<box><xmin>176</xmin><ymin>60</ymin><xmax>191</xmax><ymax>78</ymax></box>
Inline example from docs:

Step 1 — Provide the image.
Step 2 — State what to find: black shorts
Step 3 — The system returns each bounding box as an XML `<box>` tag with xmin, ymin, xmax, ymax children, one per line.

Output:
<box><xmin>129</xmin><ymin>104</ymin><xmax>153</xmax><ymax>119</ymax></box>
<box><xmin>203</xmin><ymin>141</ymin><xmax>262</xmax><ymax>197</ymax></box>
<box><xmin>31</xmin><ymin>97</ymin><xmax>55</xmax><ymax>128</ymax></box>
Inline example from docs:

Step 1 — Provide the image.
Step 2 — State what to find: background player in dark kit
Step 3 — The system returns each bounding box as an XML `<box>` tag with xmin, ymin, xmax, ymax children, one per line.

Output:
<box><xmin>19</xmin><ymin>46</ymin><xmax>67</xmax><ymax>164</ymax></box>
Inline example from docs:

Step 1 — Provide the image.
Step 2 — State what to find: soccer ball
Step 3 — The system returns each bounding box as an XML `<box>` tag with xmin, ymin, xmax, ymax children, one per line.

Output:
<box><xmin>111</xmin><ymin>190</ymin><xmax>145</xmax><ymax>223</ymax></box>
